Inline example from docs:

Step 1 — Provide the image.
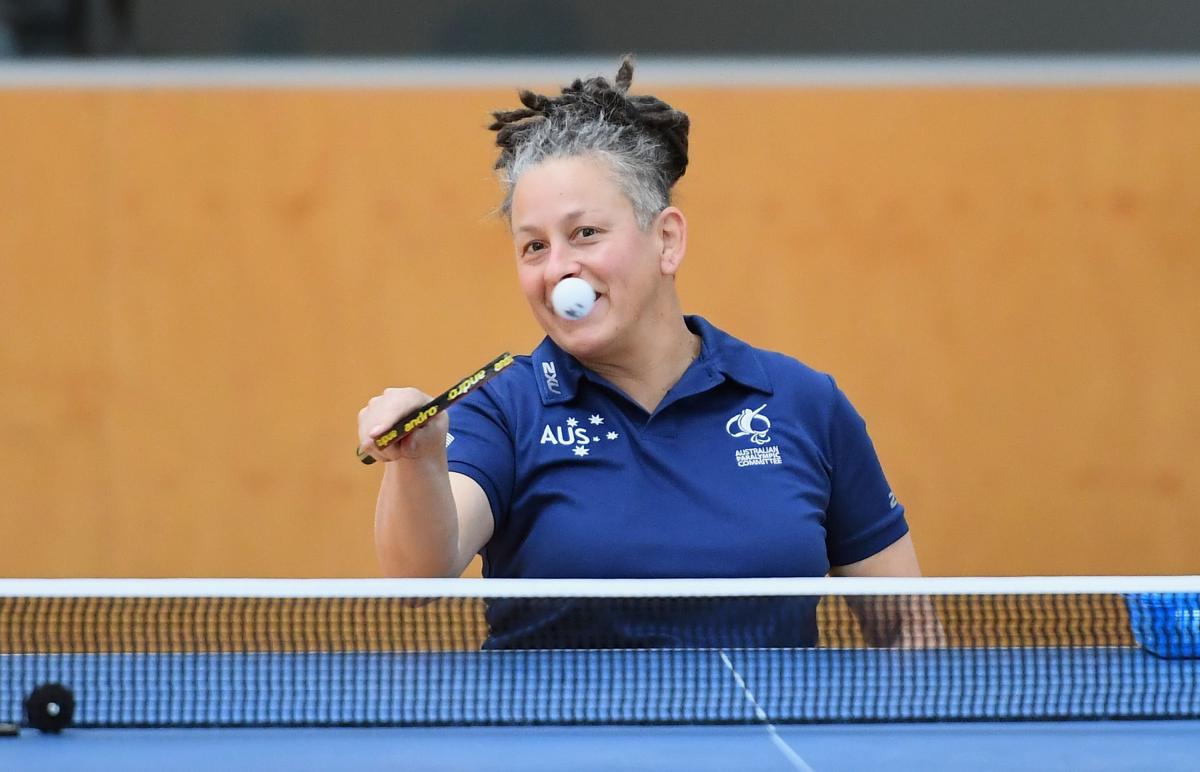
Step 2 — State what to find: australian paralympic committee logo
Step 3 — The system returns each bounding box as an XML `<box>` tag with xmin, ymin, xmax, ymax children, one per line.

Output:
<box><xmin>726</xmin><ymin>404</ymin><xmax>772</xmax><ymax>445</ymax></box>
<box><xmin>726</xmin><ymin>404</ymin><xmax>782</xmax><ymax>468</ymax></box>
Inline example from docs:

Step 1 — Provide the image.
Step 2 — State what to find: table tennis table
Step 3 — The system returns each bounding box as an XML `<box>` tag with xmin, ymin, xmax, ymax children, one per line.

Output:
<box><xmin>4</xmin><ymin>577</ymin><xmax>1198</xmax><ymax>770</ymax></box>
<box><xmin>4</xmin><ymin>647</ymin><xmax>1198</xmax><ymax>771</ymax></box>
<box><xmin>6</xmin><ymin>719</ymin><xmax>1199</xmax><ymax>772</ymax></box>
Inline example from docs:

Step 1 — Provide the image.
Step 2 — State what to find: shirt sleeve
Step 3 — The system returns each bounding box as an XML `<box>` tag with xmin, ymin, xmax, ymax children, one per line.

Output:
<box><xmin>445</xmin><ymin>385</ymin><xmax>516</xmax><ymax>532</ymax></box>
<box><xmin>824</xmin><ymin>381</ymin><xmax>909</xmax><ymax>567</ymax></box>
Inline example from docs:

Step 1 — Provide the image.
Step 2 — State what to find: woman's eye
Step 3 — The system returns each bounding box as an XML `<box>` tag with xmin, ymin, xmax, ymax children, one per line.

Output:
<box><xmin>524</xmin><ymin>241</ymin><xmax>546</xmax><ymax>255</ymax></box>
<box><xmin>576</xmin><ymin>227</ymin><xmax>597</xmax><ymax>238</ymax></box>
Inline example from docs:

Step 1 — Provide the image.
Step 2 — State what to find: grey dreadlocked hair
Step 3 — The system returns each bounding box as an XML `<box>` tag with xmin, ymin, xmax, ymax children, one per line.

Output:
<box><xmin>489</xmin><ymin>55</ymin><xmax>691</xmax><ymax>229</ymax></box>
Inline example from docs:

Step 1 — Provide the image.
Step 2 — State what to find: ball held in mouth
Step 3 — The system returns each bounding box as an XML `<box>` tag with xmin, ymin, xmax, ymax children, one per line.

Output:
<box><xmin>551</xmin><ymin>277</ymin><xmax>597</xmax><ymax>320</ymax></box>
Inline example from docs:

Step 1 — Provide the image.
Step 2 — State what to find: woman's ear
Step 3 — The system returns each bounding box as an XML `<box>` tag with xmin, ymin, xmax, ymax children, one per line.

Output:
<box><xmin>656</xmin><ymin>207</ymin><xmax>687</xmax><ymax>276</ymax></box>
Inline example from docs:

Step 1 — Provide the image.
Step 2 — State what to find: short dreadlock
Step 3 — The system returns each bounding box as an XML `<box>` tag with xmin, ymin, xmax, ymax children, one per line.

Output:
<box><xmin>489</xmin><ymin>55</ymin><xmax>691</xmax><ymax>229</ymax></box>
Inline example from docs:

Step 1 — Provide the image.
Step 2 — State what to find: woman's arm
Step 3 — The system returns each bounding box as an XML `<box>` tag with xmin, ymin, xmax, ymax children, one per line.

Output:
<box><xmin>832</xmin><ymin>532</ymin><xmax>922</xmax><ymax>578</ymax></box>
<box><xmin>831</xmin><ymin>533</ymin><xmax>945</xmax><ymax>647</ymax></box>
<box><xmin>374</xmin><ymin>463</ymin><xmax>494</xmax><ymax>577</ymax></box>
<box><xmin>361</xmin><ymin>388</ymin><xmax>494</xmax><ymax>577</ymax></box>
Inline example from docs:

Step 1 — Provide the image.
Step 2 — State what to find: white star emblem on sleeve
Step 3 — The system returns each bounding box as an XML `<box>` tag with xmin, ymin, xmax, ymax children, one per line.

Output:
<box><xmin>572</xmin><ymin>446</ymin><xmax>589</xmax><ymax>457</ymax></box>
<box><xmin>588</xmin><ymin>414</ymin><xmax>604</xmax><ymax>425</ymax></box>
<box><xmin>606</xmin><ymin>431</ymin><xmax>619</xmax><ymax>440</ymax></box>
<box><xmin>566</xmin><ymin>417</ymin><xmax>578</xmax><ymax>427</ymax></box>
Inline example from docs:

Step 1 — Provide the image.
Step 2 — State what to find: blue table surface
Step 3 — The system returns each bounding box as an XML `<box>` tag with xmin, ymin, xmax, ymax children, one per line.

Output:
<box><xmin>5</xmin><ymin>721</ymin><xmax>1200</xmax><ymax>772</ymax></box>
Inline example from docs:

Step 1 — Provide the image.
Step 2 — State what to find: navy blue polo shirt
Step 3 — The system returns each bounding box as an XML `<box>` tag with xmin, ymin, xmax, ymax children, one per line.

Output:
<box><xmin>446</xmin><ymin>316</ymin><xmax>908</xmax><ymax>648</ymax></box>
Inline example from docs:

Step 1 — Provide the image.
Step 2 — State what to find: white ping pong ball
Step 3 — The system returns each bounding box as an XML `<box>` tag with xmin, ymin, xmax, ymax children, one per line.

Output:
<box><xmin>551</xmin><ymin>277</ymin><xmax>596</xmax><ymax>320</ymax></box>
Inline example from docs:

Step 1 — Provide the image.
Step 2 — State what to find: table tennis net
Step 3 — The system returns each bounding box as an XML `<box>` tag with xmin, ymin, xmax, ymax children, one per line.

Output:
<box><xmin>1</xmin><ymin>578</ymin><xmax>1197</xmax><ymax>726</ymax></box>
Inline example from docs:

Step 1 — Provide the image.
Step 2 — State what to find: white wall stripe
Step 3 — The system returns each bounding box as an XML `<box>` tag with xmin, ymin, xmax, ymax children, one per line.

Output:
<box><xmin>0</xmin><ymin>576</ymin><xmax>1197</xmax><ymax>598</ymax></box>
<box><xmin>2</xmin><ymin>56</ymin><xmax>1200</xmax><ymax>89</ymax></box>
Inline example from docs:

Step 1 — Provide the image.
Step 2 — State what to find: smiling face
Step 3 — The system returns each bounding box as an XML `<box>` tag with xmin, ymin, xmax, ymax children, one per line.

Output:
<box><xmin>510</xmin><ymin>154</ymin><xmax>686</xmax><ymax>361</ymax></box>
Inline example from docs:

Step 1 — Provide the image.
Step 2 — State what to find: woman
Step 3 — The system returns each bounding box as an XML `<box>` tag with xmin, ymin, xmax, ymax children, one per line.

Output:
<box><xmin>358</xmin><ymin>57</ymin><xmax>926</xmax><ymax>648</ymax></box>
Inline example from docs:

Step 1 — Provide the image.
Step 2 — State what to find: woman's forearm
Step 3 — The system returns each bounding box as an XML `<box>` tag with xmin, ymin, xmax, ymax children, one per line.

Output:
<box><xmin>374</xmin><ymin>454</ymin><xmax>460</xmax><ymax>577</ymax></box>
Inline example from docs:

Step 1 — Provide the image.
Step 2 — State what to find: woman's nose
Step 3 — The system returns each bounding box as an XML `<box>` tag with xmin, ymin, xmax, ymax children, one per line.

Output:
<box><xmin>545</xmin><ymin>243</ymin><xmax>581</xmax><ymax>283</ymax></box>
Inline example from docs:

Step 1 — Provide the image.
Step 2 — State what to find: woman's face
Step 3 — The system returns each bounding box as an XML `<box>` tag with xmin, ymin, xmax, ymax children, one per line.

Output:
<box><xmin>510</xmin><ymin>154</ymin><xmax>672</xmax><ymax>360</ymax></box>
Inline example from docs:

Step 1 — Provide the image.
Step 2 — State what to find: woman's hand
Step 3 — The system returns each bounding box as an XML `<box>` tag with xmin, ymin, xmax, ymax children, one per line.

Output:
<box><xmin>357</xmin><ymin>388</ymin><xmax>450</xmax><ymax>464</ymax></box>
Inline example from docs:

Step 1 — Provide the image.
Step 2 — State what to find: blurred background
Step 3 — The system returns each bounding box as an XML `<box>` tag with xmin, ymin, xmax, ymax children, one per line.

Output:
<box><xmin>1</xmin><ymin>1</ymin><xmax>1197</xmax><ymax>578</ymax></box>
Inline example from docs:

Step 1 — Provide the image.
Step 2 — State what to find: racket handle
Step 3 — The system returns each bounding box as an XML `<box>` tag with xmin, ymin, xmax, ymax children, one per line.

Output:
<box><xmin>356</xmin><ymin>352</ymin><xmax>514</xmax><ymax>466</ymax></box>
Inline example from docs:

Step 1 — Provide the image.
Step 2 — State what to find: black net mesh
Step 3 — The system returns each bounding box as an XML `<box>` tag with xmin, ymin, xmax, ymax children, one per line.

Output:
<box><xmin>1</xmin><ymin>589</ymin><xmax>1196</xmax><ymax>727</ymax></box>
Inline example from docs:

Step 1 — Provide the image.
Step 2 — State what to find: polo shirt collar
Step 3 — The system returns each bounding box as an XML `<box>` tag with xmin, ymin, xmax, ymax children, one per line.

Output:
<box><xmin>531</xmin><ymin>336</ymin><xmax>586</xmax><ymax>405</ymax></box>
<box><xmin>531</xmin><ymin>315</ymin><xmax>774</xmax><ymax>406</ymax></box>
<box><xmin>684</xmin><ymin>315</ymin><xmax>774</xmax><ymax>395</ymax></box>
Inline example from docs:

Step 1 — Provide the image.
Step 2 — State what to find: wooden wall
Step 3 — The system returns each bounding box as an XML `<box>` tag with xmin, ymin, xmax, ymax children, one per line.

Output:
<box><xmin>1</xmin><ymin>85</ymin><xmax>1197</xmax><ymax>577</ymax></box>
